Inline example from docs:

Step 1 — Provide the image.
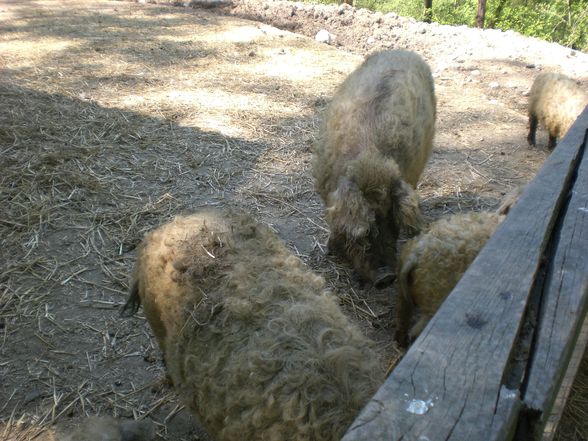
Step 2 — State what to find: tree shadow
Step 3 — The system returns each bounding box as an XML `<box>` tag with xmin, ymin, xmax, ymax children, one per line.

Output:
<box><xmin>0</xmin><ymin>80</ymin><xmax>273</xmax><ymax>437</ymax></box>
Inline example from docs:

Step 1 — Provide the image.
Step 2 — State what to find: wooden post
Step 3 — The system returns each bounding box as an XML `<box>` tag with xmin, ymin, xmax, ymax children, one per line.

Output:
<box><xmin>516</xmin><ymin>110</ymin><xmax>588</xmax><ymax>439</ymax></box>
<box><xmin>542</xmin><ymin>315</ymin><xmax>588</xmax><ymax>441</ymax></box>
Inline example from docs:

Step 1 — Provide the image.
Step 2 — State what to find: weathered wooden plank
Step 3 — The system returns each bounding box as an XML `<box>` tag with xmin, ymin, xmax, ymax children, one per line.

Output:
<box><xmin>489</xmin><ymin>386</ymin><xmax>521</xmax><ymax>441</ymax></box>
<box><xmin>342</xmin><ymin>107</ymin><xmax>588</xmax><ymax>441</ymax></box>
<box><xmin>542</xmin><ymin>315</ymin><xmax>588</xmax><ymax>441</ymax></box>
<box><xmin>518</xmin><ymin>107</ymin><xmax>588</xmax><ymax>440</ymax></box>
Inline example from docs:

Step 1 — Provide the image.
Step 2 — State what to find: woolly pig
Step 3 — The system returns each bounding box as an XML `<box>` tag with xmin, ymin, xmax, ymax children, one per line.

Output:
<box><xmin>61</xmin><ymin>417</ymin><xmax>155</xmax><ymax>441</ymax></box>
<box><xmin>394</xmin><ymin>211</ymin><xmax>504</xmax><ymax>347</ymax></box>
<box><xmin>527</xmin><ymin>72</ymin><xmax>588</xmax><ymax>149</ymax></box>
<box><xmin>122</xmin><ymin>209</ymin><xmax>384</xmax><ymax>441</ymax></box>
<box><xmin>313</xmin><ymin>49</ymin><xmax>436</xmax><ymax>287</ymax></box>
<box><xmin>394</xmin><ymin>185</ymin><xmax>524</xmax><ymax>347</ymax></box>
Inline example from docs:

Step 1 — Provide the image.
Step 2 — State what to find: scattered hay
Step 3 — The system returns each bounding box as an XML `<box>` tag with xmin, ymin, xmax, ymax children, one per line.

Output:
<box><xmin>555</xmin><ymin>354</ymin><xmax>588</xmax><ymax>441</ymax></box>
<box><xmin>551</xmin><ymin>317</ymin><xmax>588</xmax><ymax>441</ymax></box>
<box><xmin>0</xmin><ymin>1</ymin><xmax>362</xmax><ymax>437</ymax></box>
<box><xmin>0</xmin><ymin>0</ymin><xmax>554</xmax><ymax>439</ymax></box>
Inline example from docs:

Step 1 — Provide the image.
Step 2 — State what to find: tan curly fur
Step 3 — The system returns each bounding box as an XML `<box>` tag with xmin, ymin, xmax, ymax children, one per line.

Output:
<box><xmin>313</xmin><ymin>49</ymin><xmax>436</xmax><ymax>285</ymax></box>
<box><xmin>123</xmin><ymin>209</ymin><xmax>384</xmax><ymax>441</ymax></box>
<box><xmin>527</xmin><ymin>72</ymin><xmax>588</xmax><ymax>149</ymax></box>
<box><xmin>395</xmin><ymin>212</ymin><xmax>505</xmax><ymax>347</ymax></box>
<box><xmin>61</xmin><ymin>417</ymin><xmax>155</xmax><ymax>441</ymax></box>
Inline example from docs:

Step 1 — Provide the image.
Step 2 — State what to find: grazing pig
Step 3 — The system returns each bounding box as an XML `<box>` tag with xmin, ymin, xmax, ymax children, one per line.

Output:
<box><xmin>395</xmin><ymin>187</ymin><xmax>523</xmax><ymax>347</ymax></box>
<box><xmin>122</xmin><ymin>209</ymin><xmax>384</xmax><ymax>441</ymax></box>
<box><xmin>394</xmin><ymin>211</ymin><xmax>504</xmax><ymax>347</ymax></box>
<box><xmin>313</xmin><ymin>49</ymin><xmax>436</xmax><ymax>286</ymax></box>
<box><xmin>527</xmin><ymin>72</ymin><xmax>587</xmax><ymax>149</ymax></box>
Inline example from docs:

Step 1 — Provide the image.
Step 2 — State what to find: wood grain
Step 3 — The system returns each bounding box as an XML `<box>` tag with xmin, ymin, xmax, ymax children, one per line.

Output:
<box><xmin>342</xmin><ymin>106</ymin><xmax>588</xmax><ymax>441</ymax></box>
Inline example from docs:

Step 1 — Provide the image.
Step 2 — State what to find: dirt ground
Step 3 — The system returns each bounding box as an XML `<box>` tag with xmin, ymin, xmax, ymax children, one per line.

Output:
<box><xmin>1</xmin><ymin>0</ymin><xmax>587</xmax><ymax>440</ymax></box>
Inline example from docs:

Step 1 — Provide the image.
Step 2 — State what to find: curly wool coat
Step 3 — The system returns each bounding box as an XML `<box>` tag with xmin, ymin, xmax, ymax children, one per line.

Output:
<box><xmin>527</xmin><ymin>72</ymin><xmax>587</xmax><ymax>149</ymax></box>
<box><xmin>395</xmin><ymin>211</ymin><xmax>505</xmax><ymax>347</ymax></box>
<box><xmin>123</xmin><ymin>209</ymin><xmax>384</xmax><ymax>441</ymax></box>
<box><xmin>312</xmin><ymin>49</ymin><xmax>436</xmax><ymax>285</ymax></box>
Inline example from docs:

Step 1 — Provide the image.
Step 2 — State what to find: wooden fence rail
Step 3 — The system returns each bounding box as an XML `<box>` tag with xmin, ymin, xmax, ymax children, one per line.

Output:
<box><xmin>342</xmin><ymin>106</ymin><xmax>588</xmax><ymax>441</ymax></box>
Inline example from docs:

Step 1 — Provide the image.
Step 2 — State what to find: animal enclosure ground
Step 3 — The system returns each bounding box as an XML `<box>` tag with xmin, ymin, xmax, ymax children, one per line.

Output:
<box><xmin>0</xmin><ymin>0</ymin><xmax>587</xmax><ymax>440</ymax></box>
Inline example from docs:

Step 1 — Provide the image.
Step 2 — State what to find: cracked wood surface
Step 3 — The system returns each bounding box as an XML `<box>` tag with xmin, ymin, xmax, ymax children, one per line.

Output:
<box><xmin>342</xmin><ymin>106</ymin><xmax>588</xmax><ymax>441</ymax></box>
<box><xmin>521</xmin><ymin>108</ymin><xmax>588</xmax><ymax>439</ymax></box>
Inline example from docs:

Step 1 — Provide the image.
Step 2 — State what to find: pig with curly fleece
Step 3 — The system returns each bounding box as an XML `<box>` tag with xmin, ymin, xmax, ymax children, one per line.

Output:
<box><xmin>527</xmin><ymin>72</ymin><xmax>587</xmax><ymax>149</ymax></box>
<box><xmin>313</xmin><ymin>49</ymin><xmax>436</xmax><ymax>286</ymax></box>
<box><xmin>122</xmin><ymin>209</ymin><xmax>384</xmax><ymax>441</ymax></box>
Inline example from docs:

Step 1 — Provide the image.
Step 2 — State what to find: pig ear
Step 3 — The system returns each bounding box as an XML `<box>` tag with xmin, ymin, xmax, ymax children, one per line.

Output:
<box><xmin>393</xmin><ymin>179</ymin><xmax>423</xmax><ymax>235</ymax></box>
<box><xmin>496</xmin><ymin>185</ymin><xmax>524</xmax><ymax>215</ymax></box>
<box><xmin>326</xmin><ymin>177</ymin><xmax>373</xmax><ymax>239</ymax></box>
<box><xmin>395</xmin><ymin>252</ymin><xmax>418</xmax><ymax>348</ymax></box>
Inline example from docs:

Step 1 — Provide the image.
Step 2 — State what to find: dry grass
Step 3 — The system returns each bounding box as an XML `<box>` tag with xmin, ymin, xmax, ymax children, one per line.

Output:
<box><xmin>555</xmin><ymin>355</ymin><xmax>588</xmax><ymax>441</ymax></box>
<box><xmin>551</xmin><ymin>316</ymin><xmax>588</xmax><ymax>441</ymax></box>
<box><xmin>0</xmin><ymin>0</ymin><xmax>558</xmax><ymax>439</ymax></box>
<box><xmin>0</xmin><ymin>1</ymin><xmax>377</xmax><ymax>438</ymax></box>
